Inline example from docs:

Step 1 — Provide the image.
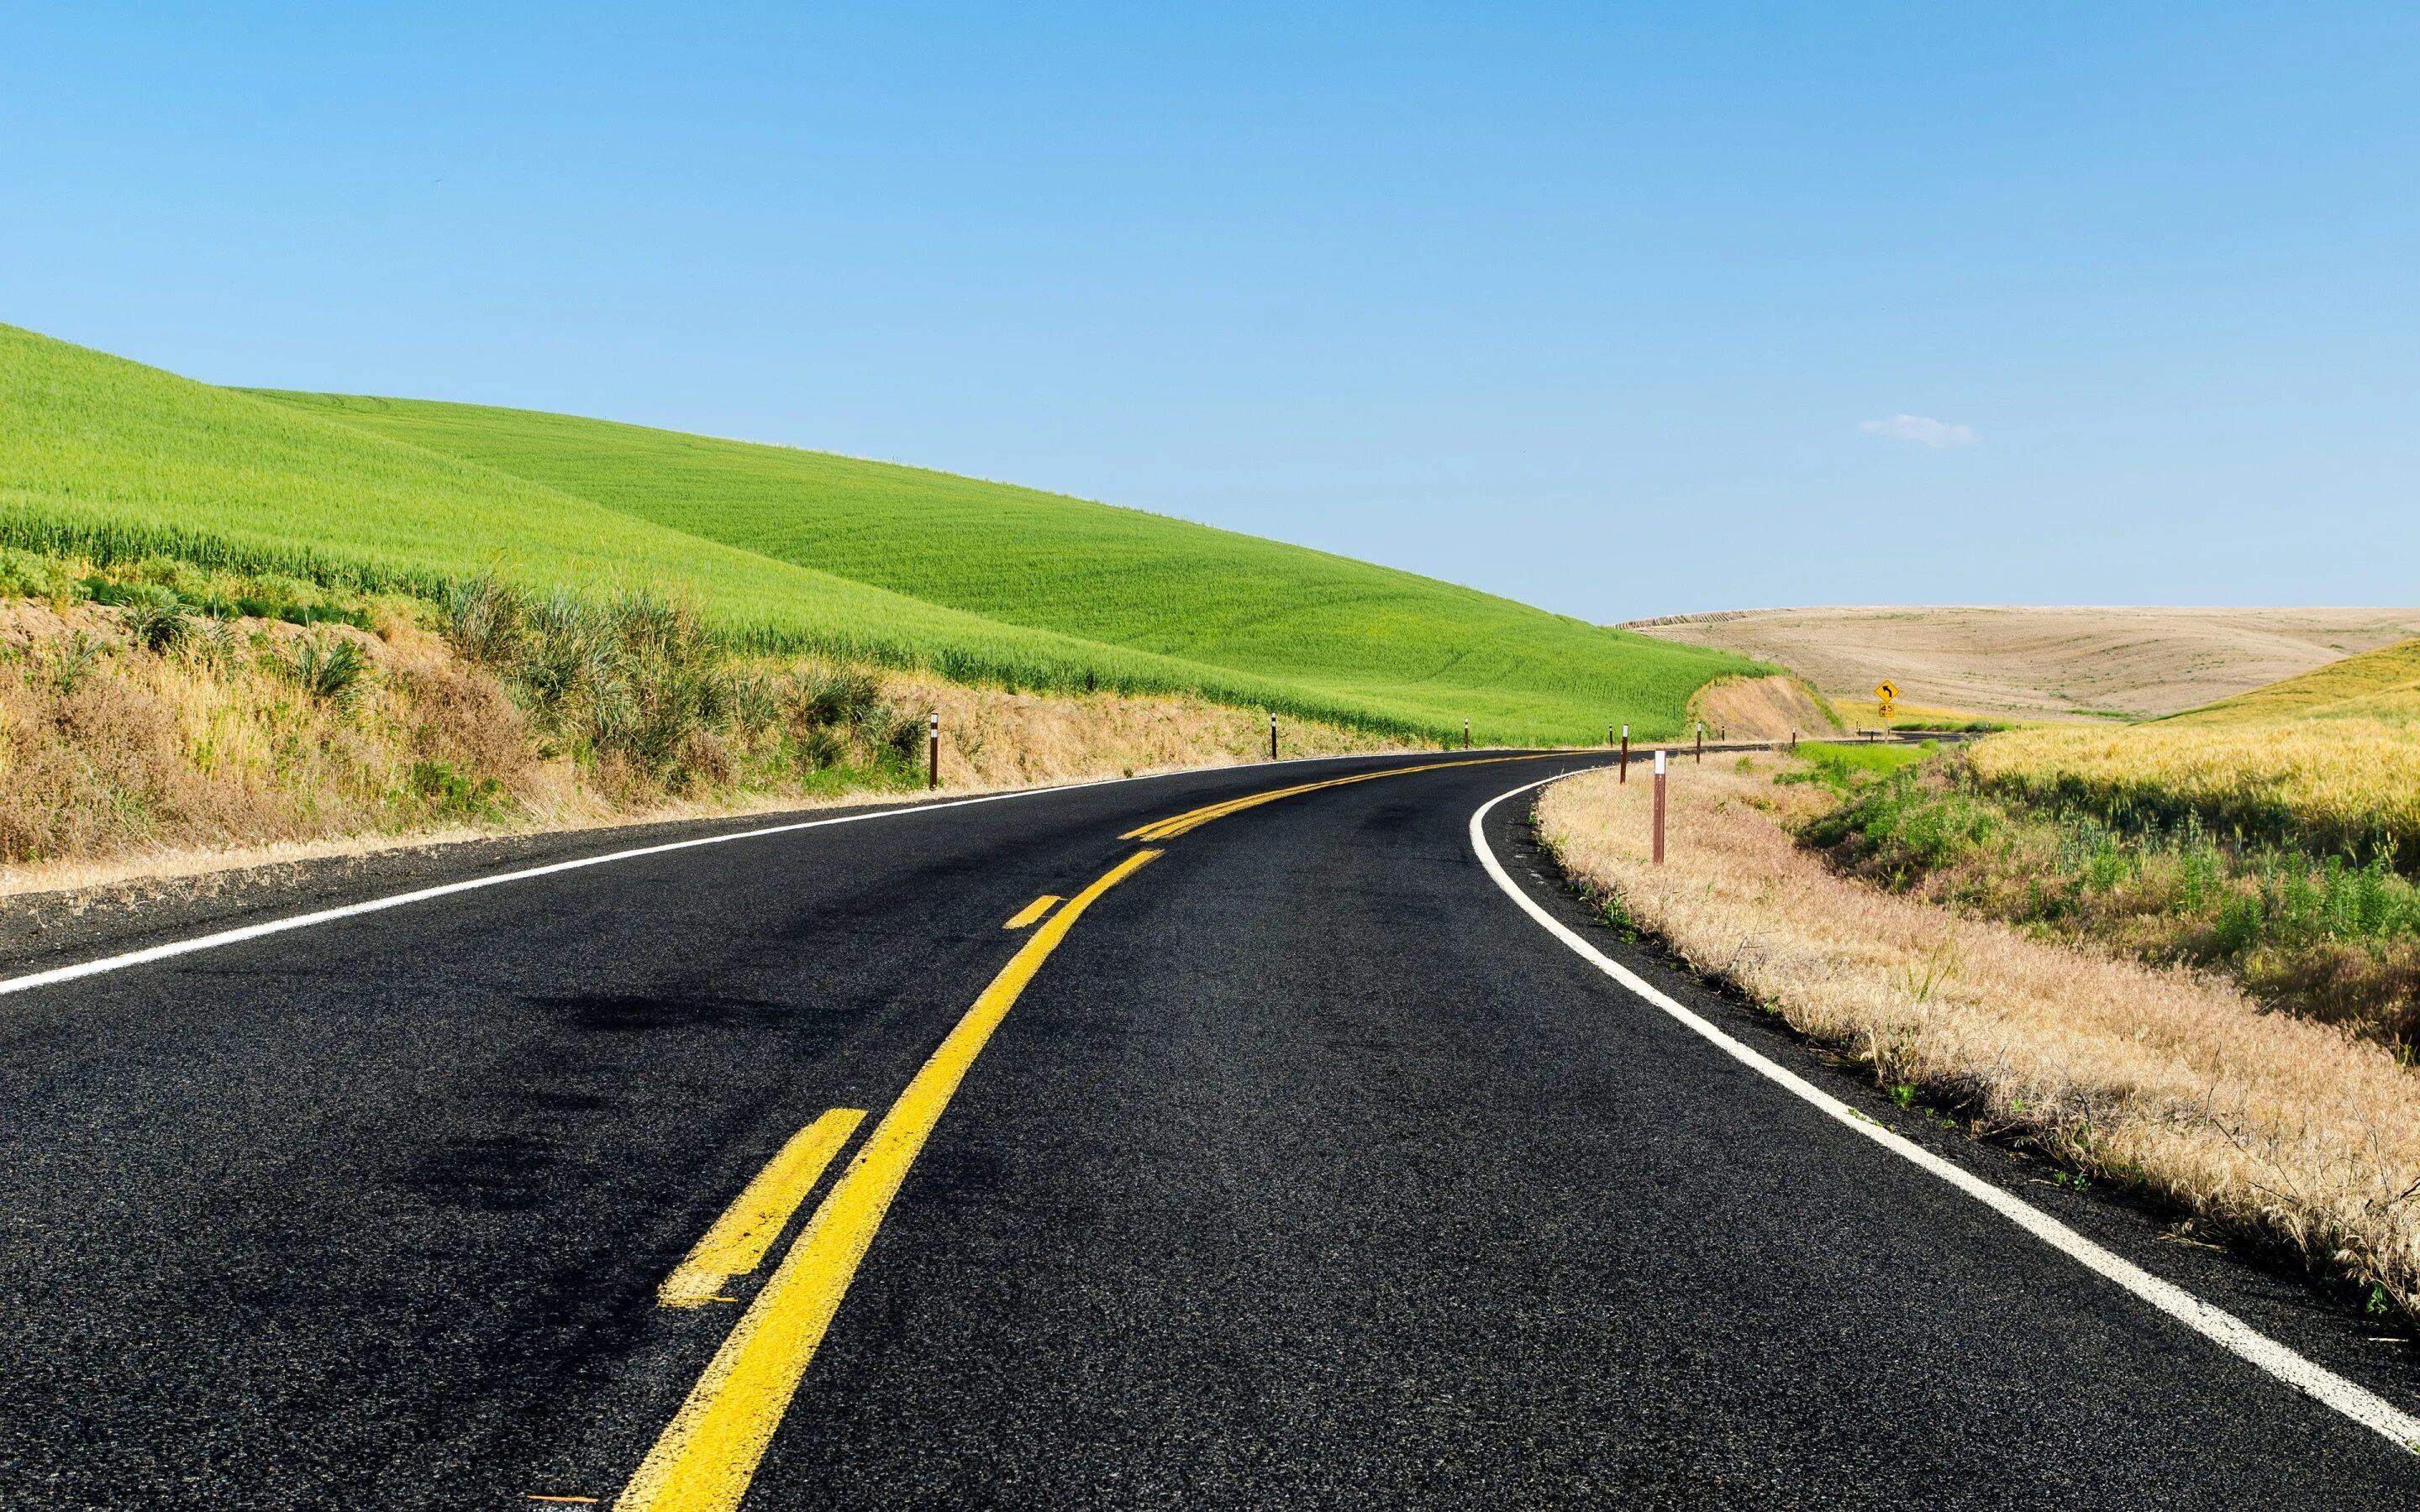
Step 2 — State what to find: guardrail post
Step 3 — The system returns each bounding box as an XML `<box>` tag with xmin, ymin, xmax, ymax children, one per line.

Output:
<box><xmin>1653</xmin><ymin>749</ymin><xmax>1667</xmax><ymax>864</ymax></box>
<box><xmin>928</xmin><ymin>712</ymin><xmax>939</xmax><ymax>790</ymax></box>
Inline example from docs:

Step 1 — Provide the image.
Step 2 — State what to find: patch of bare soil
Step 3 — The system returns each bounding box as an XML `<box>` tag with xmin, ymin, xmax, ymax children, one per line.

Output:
<box><xmin>1685</xmin><ymin>674</ymin><xmax>1839</xmax><ymax>740</ymax></box>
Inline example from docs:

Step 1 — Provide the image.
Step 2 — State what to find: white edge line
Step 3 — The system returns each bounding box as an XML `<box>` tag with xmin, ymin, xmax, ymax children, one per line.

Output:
<box><xmin>0</xmin><ymin>750</ymin><xmax>1402</xmax><ymax>1001</ymax></box>
<box><xmin>1470</xmin><ymin>774</ymin><xmax>2420</xmax><ymax>1456</ymax></box>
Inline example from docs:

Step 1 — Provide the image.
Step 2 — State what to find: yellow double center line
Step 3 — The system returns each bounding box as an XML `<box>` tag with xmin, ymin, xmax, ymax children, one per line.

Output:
<box><xmin>1120</xmin><ymin>753</ymin><xmax>1552</xmax><ymax>841</ymax></box>
<box><xmin>617</xmin><ymin>751</ymin><xmax>1576</xmax><ymax>1509</ymax></box>
<box><xmin>616</xmin><ymin>849</ymin><xmax>1160</xmax><ymax>1510</ymax></box>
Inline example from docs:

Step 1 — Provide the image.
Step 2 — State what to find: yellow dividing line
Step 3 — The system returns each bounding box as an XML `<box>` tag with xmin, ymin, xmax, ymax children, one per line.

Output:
<box><xmin>1002</xmin><ymin>894</ymin><xmax>1061</xmax><ymax>930</ymax></box>
<box><xmin>657</xmin><ymin>1109</ymin><xmax>867</xmax><ymax>1310</ymax></box>
<box><xmin>614</xmin><ymin>848</ymin><xmax>1163</xmax><ymax>1512</ymax></box>
<box><xmin>1121</xmin><ymin>752</ymin><xmax>1560</xmax><ymax>841</ymax></box>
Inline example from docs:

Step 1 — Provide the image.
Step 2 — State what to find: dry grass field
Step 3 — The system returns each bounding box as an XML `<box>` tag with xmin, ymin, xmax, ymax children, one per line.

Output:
<box><xmin>1627</xmin><ymin>606</ymin><xmax>2420</xmax><ymax>722</ymax></box>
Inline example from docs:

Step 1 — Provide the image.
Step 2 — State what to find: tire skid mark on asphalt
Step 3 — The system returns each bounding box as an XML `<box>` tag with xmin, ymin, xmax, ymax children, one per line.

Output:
<box><xmin>613</xmin><ymin>848</ymin><xmax>1163</xmax><ymax>1512</ymax></box>
<box><xmin>1470</xmin><ymin>774</ymin><xmax>2420</xmax><ymax>1459</ymax></box>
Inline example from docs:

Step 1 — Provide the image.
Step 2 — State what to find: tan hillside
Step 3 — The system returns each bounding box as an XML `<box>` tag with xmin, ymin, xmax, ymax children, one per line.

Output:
<box><xmin>1684</xmin><ymin>674</ymin><xmax>1840</xmax><ymax>740</ymax></box>
<box><xmin>1624</xmin><ymin>606</ymin><xmax>2420</xmax><ymax>722</ymax></box>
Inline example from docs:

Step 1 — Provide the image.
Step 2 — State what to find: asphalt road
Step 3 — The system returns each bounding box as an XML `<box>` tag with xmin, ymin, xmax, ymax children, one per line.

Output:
<box><xmin>0</xmin><ymin>750</ymin><xmax>2415</xmax><ymax>1509</ymax></box>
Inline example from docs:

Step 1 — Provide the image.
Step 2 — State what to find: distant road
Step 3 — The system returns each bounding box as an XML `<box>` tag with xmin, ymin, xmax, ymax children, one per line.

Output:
<box><xmin>0</xmin><ymin>753</ymin><xmax>2412</xmax><ymax>1509</ymax></box>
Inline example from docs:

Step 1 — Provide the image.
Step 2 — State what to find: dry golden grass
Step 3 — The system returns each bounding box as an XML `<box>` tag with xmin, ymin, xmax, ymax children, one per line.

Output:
<box><xmin>912</xmin><ymin>675</ymin><xmax>1395</xmax><ymax>790</ymax></box>
<box><xmin>1537</xmin><ymin>757</ymin><xmax>2420</xmax><ymax>1315</ymax></box>
<box><xmin>1971</xmin><ymin>640</ymin><xmax>2420</xmax><ymax>864</ymax></box>
<box><xmin>1630</xmin><ymin>606</ymin><xmax>2420</xmax><ymax>722</ymax></box>
<box><xmin>0</xmin><ymin>602</ymin><xmax>1403</xmax><ymax>897</ymax></box>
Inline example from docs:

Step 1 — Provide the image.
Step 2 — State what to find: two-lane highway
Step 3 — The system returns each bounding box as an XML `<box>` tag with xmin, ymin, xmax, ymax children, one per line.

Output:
<box><xmin>0</xmin><ymin>752</ymin><xmax>2413</xmax><ymax>1508</ymax></box>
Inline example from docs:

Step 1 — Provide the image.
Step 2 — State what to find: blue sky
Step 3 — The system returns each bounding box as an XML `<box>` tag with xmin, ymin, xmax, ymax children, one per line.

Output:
<box><xmin>5</xmin><ymin>3</ymin><xmax>2414</xmax><ymax>618</ymax></box>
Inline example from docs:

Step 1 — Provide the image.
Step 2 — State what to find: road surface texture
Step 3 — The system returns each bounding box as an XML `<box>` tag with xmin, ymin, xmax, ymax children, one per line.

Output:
<box><xmin>0</xmin><ymin>751</ymin><xmax>2414</xmax><ymax>1509</ymax></box>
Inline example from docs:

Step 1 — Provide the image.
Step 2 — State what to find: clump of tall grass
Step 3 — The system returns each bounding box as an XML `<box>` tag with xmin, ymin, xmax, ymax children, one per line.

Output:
<box><xmin>282</xmin><ymin>631</ymin><xmax>371</xmax><ymax>707</ymax></box>
<box><xmin>439</xmin><ymin>575</ymin><xmax>932</xmax><ymax>792</ymax></box>
<box><xmin>117</xmin><ymin>585</ymin><xmax>192</xmax><ymax>654</ymax></box>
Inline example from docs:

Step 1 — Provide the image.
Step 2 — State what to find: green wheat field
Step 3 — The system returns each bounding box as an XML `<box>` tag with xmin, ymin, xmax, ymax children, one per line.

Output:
<box><xmin>1</xmin><ymin>322</ymin><xmax>1756</xmax><ymax>742</ymax></box>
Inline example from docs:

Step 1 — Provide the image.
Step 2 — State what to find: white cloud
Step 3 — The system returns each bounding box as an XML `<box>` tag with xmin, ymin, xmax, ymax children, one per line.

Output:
<box><xmin>1860</xmin><ymin>414</ymin><xmax>1979</xmax><ymax>448</ymax></box>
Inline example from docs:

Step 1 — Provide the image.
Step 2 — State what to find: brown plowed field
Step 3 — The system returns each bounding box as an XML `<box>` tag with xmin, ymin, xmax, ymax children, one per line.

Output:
<box><xmin>1625</xmin><ymin>606</ymin><xmax>2420</xmax><ymax>722</ymax></box>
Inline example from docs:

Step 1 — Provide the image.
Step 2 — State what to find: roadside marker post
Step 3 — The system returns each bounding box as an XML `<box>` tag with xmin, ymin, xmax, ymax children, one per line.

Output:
<box><xmin>927</xmin><ymin>713</ymin><xmax>939</xmax><ymax>790</ymax></box>
<box><xmin>1652</xmin><ymin>749</ymin><xmax>1667</xmax><ymax>864</ymax></box>
<box><xmin>1269</xmin><ymin>713</ymin><xmax>1278</xmax><ymax>761</ymax></box>
<box><xmin>1695</xmin><ymin>723</ymin><xmax>1703</xmax><ymax>764</ymax></box>
<box><xmin>1619</xmin><ymin>725</ymin><xmax>1629</xmax><ymax>783</ymax></box>
<box><xmin>1790</xmin><ymin>728</ymin><xmax>1797</xmax><ymax>752</ymax></box>
<box><xmin>1464</xmin><ymin>719</ymin><xmax>1471</xmax><ymax>750</ymax></box>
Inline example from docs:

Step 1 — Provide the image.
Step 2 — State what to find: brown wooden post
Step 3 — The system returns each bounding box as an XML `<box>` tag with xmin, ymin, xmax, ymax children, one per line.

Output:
<box><xmin>1652</xmin><ymin>748</ymin><xmax>1667</xmax><ymax>864</ymax></box>
<box><xmin>1695</xmin><ymin>723</ymin><xmax>1703</xmax><ymax>764</ymax></box>
<box><xmin>1619</xmin><ymin>725</ymin><xmax>1629</xmax><ymax>783</ymax></box>
<box><xmin>927</xmin><ymin>712</ymin><xmax>939</xmax><ymax>790</ymax></box>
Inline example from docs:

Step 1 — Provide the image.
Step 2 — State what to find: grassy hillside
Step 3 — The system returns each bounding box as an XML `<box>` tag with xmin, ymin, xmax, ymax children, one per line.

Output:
<box><xmin>248</xmin><ymin>391</ymin><xmax>1750</xmax><ymax>740</ymax></box>
<box><xmin>0</xmin><ymin>321</ymin><xmax>1753</xmax><ymax>740</ymax></box>
<box><xmin>0</xmin><ymin>326</ymin><xmax>1384</xmax><ymax>722</ymax></box>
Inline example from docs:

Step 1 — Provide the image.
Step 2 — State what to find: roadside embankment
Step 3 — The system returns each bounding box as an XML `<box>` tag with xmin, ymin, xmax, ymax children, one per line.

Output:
<box><xmin>1683</xmin><ymin>673</ymin><xmax>1840</xmax><ymax>741</ymax></box>
<box><xmin>1534</xmin><ymin>753</ymin><xmax>2420</xmax><ymax>1320</ymax></box>
<box><xmin>0</xmin><ymin>559</ymin><xmax>1401</xmax><ymax>898</ymax></box>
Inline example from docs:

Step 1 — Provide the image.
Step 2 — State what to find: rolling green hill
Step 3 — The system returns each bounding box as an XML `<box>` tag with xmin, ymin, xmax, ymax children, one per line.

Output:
<box><xmin>255</xmin><ymin>392</ymin><xmax>1754</xmax><ymax>739</ymax></box>
<box><xmin>0</xmin><ymin>321</ymin><xmax>1754</xmax><ymax>739</ymax></box>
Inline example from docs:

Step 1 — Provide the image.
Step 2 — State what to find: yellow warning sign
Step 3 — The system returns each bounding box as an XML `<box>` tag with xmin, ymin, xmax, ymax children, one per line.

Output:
<box><xmin>1874</xmin><ymin>680</ymin><xmax>1899</xmax><ymax>720</ymax></box>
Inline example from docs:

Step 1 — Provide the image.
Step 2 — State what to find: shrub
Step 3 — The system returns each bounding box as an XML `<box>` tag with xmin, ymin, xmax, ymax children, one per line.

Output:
<box><xmin>408</xmin><ymin>759</ymin><xmax>507</xmax><ymax>820</ymax></box>
<box><xmin>0</xmin><ymin>546</ymin><xmax>74</xmax><ymax>601</ymax></box>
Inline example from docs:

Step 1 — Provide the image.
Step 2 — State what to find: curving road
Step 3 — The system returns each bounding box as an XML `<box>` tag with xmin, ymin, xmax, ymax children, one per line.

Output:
<box><xmin>0</xmin><ymin>751</ymin><xmax>2414</xmax><ymax>1509</ymax></box>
